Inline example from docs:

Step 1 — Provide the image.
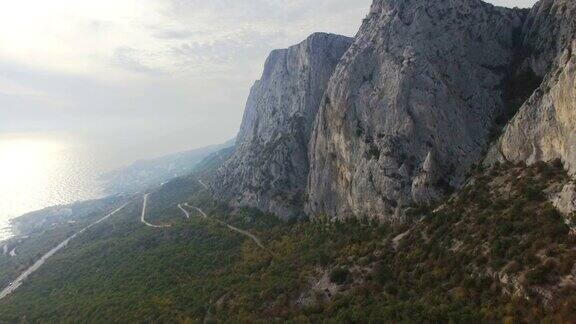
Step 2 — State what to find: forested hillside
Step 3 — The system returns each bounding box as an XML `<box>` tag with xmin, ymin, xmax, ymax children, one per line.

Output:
<box><xmin>1</xmin><ymin>162</ymin><xmax>574</xmax><ymax>322</ymax></box>
<box><xmin>1</xmin><ymin>0</ymin><xmax>575</xmax><ymax>321</ymax></box>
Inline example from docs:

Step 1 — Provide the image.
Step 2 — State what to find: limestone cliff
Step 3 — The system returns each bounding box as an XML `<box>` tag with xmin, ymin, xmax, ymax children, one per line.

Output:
<box><xmin>213</xmin><ymin>33</ymin><xmax>352</xmax><ymax>219</ymax></box>
<box><xmin>213</xmin><ymin>0</ymin><xmax>576</xmax><ymax>222</ymax></box>
<box><xmin>486</xmin><ymin>0</ymin><xmax>576</xmax><ymax>174</ymax></box>
<box><xmin>307</xmin><ymin>0</ymin><xmax>527</xmax><ymax>220</ymax></box>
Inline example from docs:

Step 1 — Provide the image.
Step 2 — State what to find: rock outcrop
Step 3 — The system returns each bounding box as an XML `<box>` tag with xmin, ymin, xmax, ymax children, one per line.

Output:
<box><xmin>307</xmin><ymin>0</ymin><xmax>527</xmax><ymax>220</ymax></box>
<box><xmin>552</xmin><ymin>182</ymin><xmax>576</xmax><ymax>217</ymax></box>
<box><xmin>486</xmin><ymin>0</ymin><xmax>576</xmax><ymax>174</ymax></box>
<box><xmin>213</xmin><ymin>33</ymin><xmax>352</xmax><ymax>219</ymax></box>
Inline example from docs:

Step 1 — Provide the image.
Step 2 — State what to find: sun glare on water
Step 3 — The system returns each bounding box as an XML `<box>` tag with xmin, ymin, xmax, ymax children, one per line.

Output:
<box><xmin>0</xmin><ymin>138</ymin><xmax>64</xmax><ymax>182</ymax></box>
<box><xmin>0</xmin><ymin>136</ymin><xmax>105</xmax><ymax>242</ymax></box>
<box><xmin>0</xmin><ymin>137</ymin><xmax>66</xmax><ymax>239</ymax></box>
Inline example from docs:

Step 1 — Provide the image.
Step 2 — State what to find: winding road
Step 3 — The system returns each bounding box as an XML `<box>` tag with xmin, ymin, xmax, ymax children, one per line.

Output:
<box><xmin>183</xmin><ymin>203</ymin><xmax>267</xmax><ymax>251</ymax></box>
<box><xmin>177</xmin><ymin>204</ymin><xmax>190</xmax><ymax>219</ymax></box>
<box><xmin>198</xmin><ymin>179</ymin><xmax>209</xmax><ymax>190</ymax></box>
<box><xmin>140</xmin><ymin>193</ymin><xmax>171</xmax><ymax>228</ymax></box>
<box><xmin>186</xmin><ymin>179</ymin><xmax>268</xmax><ymax>252</ymax></box>
<box><xmin>220</xmin><ymin>220</ymin><xmax>267</xmax><ymax>251</ymax></box>
<box><xmin>184</xmin><ymin>203</ymin><xmax>207</xmax><ymax>219</ymax></box>
<box><xmin>145</xmin><ymin>179</ymin><xmax>268</xmax><ymax>252</ymax></box>
<box><xmin>0</xmin><ymin>203</ymin><xmax>129</xmax><ymax>300</ymax></box>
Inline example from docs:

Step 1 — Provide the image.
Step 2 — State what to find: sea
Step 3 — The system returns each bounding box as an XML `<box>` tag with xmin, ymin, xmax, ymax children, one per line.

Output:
<box><xmin>0</xmin><ymin>134</ymin><xmax>115</xmax><ymax>242</ymax></box>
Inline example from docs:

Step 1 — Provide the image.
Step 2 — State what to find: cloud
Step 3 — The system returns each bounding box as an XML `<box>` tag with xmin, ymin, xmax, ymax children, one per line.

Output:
<box><xmin>111</xmin><ymin>47</ymin><xmax>165</xmax><ymax>76</ymax></box>
<box><xmin>153</xmin><ymin>29</ymin><xmax>201</xmax><ymax>40</ymax></box>
<box><xmin>0</xmin><ymin>0</ymin><xmax>373</xmax><ymax>82</ymax></box>
<box><xmin>0</xmin><ymin>77</ymin><xmax>46</xmax><ymax>97</ymax></box>
<box><xmin>168</xmin><ymin>28</ymin><xmax>287</xmax><ymax>75</ymax></box>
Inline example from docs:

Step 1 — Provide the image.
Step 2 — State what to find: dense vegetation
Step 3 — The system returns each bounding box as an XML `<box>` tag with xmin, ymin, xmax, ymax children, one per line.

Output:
<box><xmin>0</xmin><ymin>197</ymin><xmax>124</xmax><ymax>288</ymax></box>
<box><xmin>0</xmin><ymin>162</ymin><xmax>574</xmax><ymax>322</ymax></box>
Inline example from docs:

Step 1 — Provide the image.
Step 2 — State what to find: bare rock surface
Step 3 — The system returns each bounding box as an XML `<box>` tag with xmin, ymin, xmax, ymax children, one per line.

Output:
<box><xmin>307</xmin><ymin>0</ymin><xmax>526</xmax><ymax>220</ymax></box>
<box><xmin>552</xmin><ymin>182</ymin><xmax>576</xmax><ymax>217</ymax></box>
<box><xmin>213</xmin><ymin>33</ymin><xmax>352</xmax><ymax>219</ymax></box>
<box><xmin>487</xmin><ymin>0</ymin><xmax>576</xmax><ymax>174</ymax></box>
<box><xmin>213</xmin><ymin>0</ymin><xmax>576</xmax><ymax>222</ymax></box>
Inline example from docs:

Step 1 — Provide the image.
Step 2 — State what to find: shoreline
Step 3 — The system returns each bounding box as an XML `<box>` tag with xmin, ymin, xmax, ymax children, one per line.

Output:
<box><xmin>0</xmin><ymin>203</ymin><xmax>129</xmax><ymax>300</ymax></box>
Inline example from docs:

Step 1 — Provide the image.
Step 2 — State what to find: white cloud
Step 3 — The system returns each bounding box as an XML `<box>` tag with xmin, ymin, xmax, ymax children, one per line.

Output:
<box><xmin>0</xmin><ymin>1</ymin><xmax>173</xmax><ymax>80</ymax></box>
<box><xmin>0</xmin><ymin>0</ymin><xmax>371</xmax><ymax>82</ymax></box>
<box><xmin>0</xmin><ymin>77</ymin><xmax>45</xmax><ymax>97</ymax></box>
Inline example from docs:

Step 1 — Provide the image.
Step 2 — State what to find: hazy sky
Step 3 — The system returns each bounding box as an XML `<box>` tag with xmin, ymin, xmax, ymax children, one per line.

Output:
<box><xmin>0</xmin><ymin>0</ymin><xmax>538</xmax><ymax>163</ymax></box>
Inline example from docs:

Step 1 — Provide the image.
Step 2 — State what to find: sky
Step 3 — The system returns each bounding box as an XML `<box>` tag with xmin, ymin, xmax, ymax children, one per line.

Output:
<box><xmin>0</xmin><ymin>0</ymin><xmax>538</xmax><ymax>164</ymax></box>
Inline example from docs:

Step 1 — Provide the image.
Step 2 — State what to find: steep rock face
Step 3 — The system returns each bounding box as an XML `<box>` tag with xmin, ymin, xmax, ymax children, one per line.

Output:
<box><xmin>486</xmin><ymin>0</ymin><xmax>576</xmax><ymax>173</ymax></box>
<box><xmin>213</xmin><ymin>33</ymin><xmax>352</xmax><ymax>219</ymax></box>
<box><xmin>307</xmin><ymin>0</ymin><xmax>526</xmax><ymax>220</ymax></box>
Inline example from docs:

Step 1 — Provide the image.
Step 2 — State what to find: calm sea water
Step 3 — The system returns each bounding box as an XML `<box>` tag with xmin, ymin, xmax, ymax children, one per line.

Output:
<box><xmin>0</xmin><ymin>136</ymin><xmax>112</xmax><ymax>242</ymax></box>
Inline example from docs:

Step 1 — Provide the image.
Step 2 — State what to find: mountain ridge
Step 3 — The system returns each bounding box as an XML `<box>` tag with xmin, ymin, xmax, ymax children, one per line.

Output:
<box><xmin>1</xmin><ymin>0</ymin><xmax>576</xmax><ymax>321</ymax></box>
<box><xmin>100</xmin><ymin>139</ymin><xmax>235</xmax><ymax>194</ymax></box>
<box><xmin>213</xmin><ymin>0</ymin><xmax>576</xmax><ymax>223</ymax></box>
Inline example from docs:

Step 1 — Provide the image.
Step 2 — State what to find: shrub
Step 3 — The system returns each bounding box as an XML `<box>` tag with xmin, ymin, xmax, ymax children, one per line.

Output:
<box><xmin>366</xmin><ymin>145</ymin><xmax>380</xmax><ymax>160</ymax></box>
<box><xmin>330</xmin><ymin>267</ymin><xmax>351</xmax><ymax>285</ymax></box>
<box><xmin>505</xmin><ymin>261</ymin><xmax>521</xmax><ymax>274</ymax></box>
<box><xmin>570</xmin><ymin>212</ymin><xmax>576</xmax><ymax>227</ymax></box>
<box><xmin>525</xmin><ymin>259</ymin><xmax>559</xmax><ymax>285</ymax></box>
<box><xmin>521</xmin><ymin>183</ymin><xmax>543</xmax><ymax>200</ymax></box>
<box><xmin>374</xmin><ymin>262</ymin><xmax>393</xmax><ymax>285</ymax></box>
<box><xmin>551</xmin><ymin>158</ymin><xmax>564</xmax><ymax>170</ymax></box>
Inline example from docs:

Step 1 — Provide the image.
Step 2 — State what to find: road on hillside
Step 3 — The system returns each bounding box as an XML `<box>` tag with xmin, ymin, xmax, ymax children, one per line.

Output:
<box><xmin>177</xmin><ymin>204</ymin><xmax>190</xmax><ymax>219</ymax></box>
<box><xmin>198</xmin><ymin>180</ymin><xmax>209</xmax><ymax>190</ymax></box>
<box><xmin>185</xmin><ymin>203</ymin><xmax>208</xmax><ymax>219</ymax></box>
<box><xmin>140</xmin><ymin>193</ymin><xmax>171</xmax><ymax>228</ymax></box>
<box><xmin>183</xmin><ymin>203</ymin><xmax>268</xmax><ymax>252</ymax></box>
<box><xmin>0</xmin><ymin>203</ymin><xmax>129</xmax><ymax>300</ymax></box>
